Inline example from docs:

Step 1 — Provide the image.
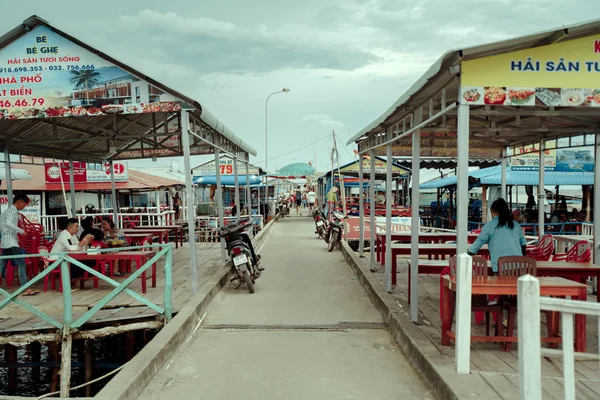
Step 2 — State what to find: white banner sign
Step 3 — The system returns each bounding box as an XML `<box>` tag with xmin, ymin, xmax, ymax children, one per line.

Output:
<box><xmin>0</xmin><ymin>195</ymin><xmax>42</xmax><ymax>223</ymax></box>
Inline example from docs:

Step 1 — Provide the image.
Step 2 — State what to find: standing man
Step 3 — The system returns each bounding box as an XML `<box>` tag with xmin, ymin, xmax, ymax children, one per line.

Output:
<box><xmin>173</xmin><ymin>193</ymin><xmax>181</xmax><ymax>221</ymax></box>
<box><xmin>307</xmin><ymin>188</ymin><xmax>316</xmax><ymax>213</ymax></box>
<box><xmin>294</xmin><ymin>186</ymin><xmax>303</xmax><ymax>216</ymax></box>
<box><xmin>0</xmin><ymin>193</ymin><xmax>37</xmax><ymax>295</ymax></box>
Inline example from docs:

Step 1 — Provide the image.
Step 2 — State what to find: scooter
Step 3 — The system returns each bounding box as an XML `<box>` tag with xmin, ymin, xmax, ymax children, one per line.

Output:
<box><xmin>278</xmin><ymin>197</ymin><xmax>290</xmax><ymax>218</ymax></box>
<box><xmin>218</xmin><ymin>221</ymin><xmax>262</xmax><ymax>293</ymax></box>
<box><xmin>326</xmin><ymin>211</ymin><xmax>346</xmax><ymax>252</ymax></box>
<box><xmin>312</xmin><ymin>207</ymin><xmax>328</xmax><ymax>240</ymax></box>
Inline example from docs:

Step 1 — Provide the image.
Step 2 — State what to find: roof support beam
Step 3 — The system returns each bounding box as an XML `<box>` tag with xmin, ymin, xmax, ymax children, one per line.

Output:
<box><xmin>534</xmin><ymin>28</ymin><xmax>568</xmax><ymax>47</ymax></box>
<box><xmin>358</xmin><ymin>102</ymin><xmax>458</xmax><ymax>155</ymax></box>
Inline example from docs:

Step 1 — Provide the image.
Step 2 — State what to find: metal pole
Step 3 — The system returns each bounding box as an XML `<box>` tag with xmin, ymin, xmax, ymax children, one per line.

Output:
<box><xmin>594</xmin><ymin>133</ymin><xmax>600</xmax><ymax>267</ymax></box>
<box><xmin>456</xmin><ymin>102</ymin><xmax>470</xmax><ymax>254</ymax></box>
<box><xmin>369</xmin><ymin>150</ymin><xmax>376</xmax><ymax>270</ymax></box>
<box><xmin>215</xmin><ymin>149</ymin><xmax>226</xmax><ymax>262</ymax></box>
<box><xmin>358</xmin><ymin>156</ymin><xmax>365</xmax><ymax>257</ymax></box>
<box><xmin>538</xmin><ymin>138</ymin><xmax>546</xmax><ymax>238</ymax></box>
<box><xmin>4</xmin><ymin>147</ymin><xmax>12</xmax><ymax>203</ymax></box>
<box><xmin>68</xmin><ymin>156</ymin><xmax>77</xmax><ymax>218</ymax></box>
<box><xmin>245</xmin><ymin>162</ymin><xmax>251</xmax><ymax>216</ymax></box>
<box><xmin>181</xmin><ymin>111</ymin><xmax>199</xmax><ymax>294</ymax></box>
<box><xmin>109</xmin><ymin>160</ymin><xmax>118</xmax><ymax>223</ymax></box>
<box><xmin>501</xmin><ymin>147</ymin><xmax>507</xmax><ymax>199</ymax></box>
<box><xmin>234</xmin><ymin>156</ymin><xmax>240</xmax><ymax>217</ymax></box>
<box><xmin>385</xmin><ymin>142</ymin><xmax>393</xmax><ymax>292</ymax></box>
<box><xmin>410</xmin><ymin>109</ymin><xmax>422</xmax><ymax>321</ymax></box>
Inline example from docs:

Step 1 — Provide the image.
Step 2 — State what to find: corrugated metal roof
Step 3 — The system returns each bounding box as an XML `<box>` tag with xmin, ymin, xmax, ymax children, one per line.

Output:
<box><xmin>0</xmin><ymin>16</ymin><xmax>256</xmax><ymax>158</ymax></box>
<box><xmin>481</xmin><ymin>170</ymin><xmax>594</xmax><ymax>186</ymax></box>
<box><xmin>420</xmin><ymin>165</ymin><xmax>594</xmax><ymax>188</ymax></box>
<box><xmin>0</xmin><ymin>164</ymin><xmax>182</xmax><ymax>191</ymax></box>
<box><xmin>348</xmin><ymin>18</ymin><xmax>600</xmax><ymax>145</ymax></box>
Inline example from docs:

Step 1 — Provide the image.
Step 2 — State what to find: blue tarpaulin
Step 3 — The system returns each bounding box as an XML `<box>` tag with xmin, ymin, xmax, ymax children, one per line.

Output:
<box><xmin>193</xmin><ymin>175</ymin><xmax>263</xmax><ymax>186</ymax></box>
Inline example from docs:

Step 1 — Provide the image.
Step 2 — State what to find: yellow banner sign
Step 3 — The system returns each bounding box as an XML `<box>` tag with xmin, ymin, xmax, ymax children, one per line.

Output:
<box><xmin>461</xmin><ymin>34</ymin><xmax>600</xmax><ymax>107</ymax></box>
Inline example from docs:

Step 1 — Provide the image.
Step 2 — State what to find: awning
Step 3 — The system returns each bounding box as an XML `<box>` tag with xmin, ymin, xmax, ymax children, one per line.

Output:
<box><xmin>193</xmin><ymin>175</ymin><xmax>262</xmax><ymax>186</ymax></box>
<box><xmin>480</xmin><ymin>170</ymin><xmax>594</xmax><ymax>186</ymax></box>
<box><xmin>0</xmin><ymin>168</ymin><xmax>32</xmax><ymax>181</ymax></box>
<box><xmin>394</xmin><ymin>158</ymin><xmax>500</xmax><ymax>170</ymax></box>
<box><xmin>420</xmin><ymin>165</ymin><xmax>594</xmax><ymax>189</ymax></box>
<box><xmin>0</xmin><ymin>163</ymin><xmax>182</xmax><ymax>191</ymax></box>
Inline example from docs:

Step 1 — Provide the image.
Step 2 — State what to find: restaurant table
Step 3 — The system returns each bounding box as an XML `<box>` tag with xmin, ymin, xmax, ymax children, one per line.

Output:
<box><xmin>377</xmin><ymin>233</ymin><xmax>479</xmax><ymax>264</ymax></box>
<box><xmin>69</xmin><ymin>250</ymin><xmax>157</xmax><ymax>293</ymax></box>
<box><xmin>408</xmin><ymin>259</ymin><xmax>600</xmax><ymax>304</ymax></box>
<box><xmin>124</xmin><ymin>233</ymin><xmax>154</xmax><ymax>246</ymax></box>
<box><xmin>441</xmin><ymin>275</ymin><xmax>587</xmax><ymax>352</ymax></box>
<box><xmin>389</xmin><ymin>244</ymin><xmax>489</xmax><ymax>285</ymax></box>
<box><xmin>132</xmin><ymin>225</ymin><xmax>184</xmax><ymax>248</ymax></box>
<box><xmin>122</xmin><ymin>229</ymin><xmax>169</xmax><ymax>245</ymax></box>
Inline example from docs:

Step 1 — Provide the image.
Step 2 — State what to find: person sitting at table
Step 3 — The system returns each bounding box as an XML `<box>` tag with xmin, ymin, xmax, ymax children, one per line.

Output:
<box><xmin>101</xmin><ymin>218</ymin><xmax>123</xmax><ymax>240</ymax></box>
<box><xmin>468</xmin><ymin>198</ymin><xmax>527</xmax><ymax>274</ymax></box>
<box><xmin>50</xmin><ymin>218</ymin><xmax>95</xmax><ymax>280</ymax></box>
<box><xmin>80</xmin><ymin>216</ymin><xmax>104</xmax><ymax>244</ymax></box>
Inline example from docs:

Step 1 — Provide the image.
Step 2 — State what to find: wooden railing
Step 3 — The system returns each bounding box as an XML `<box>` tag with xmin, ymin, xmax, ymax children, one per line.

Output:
<box><xmin>517</xmin><ymin>275</ymin><xmax>600</xmax><ymax>400</ymax></box>
<box><xmin>0</xmin><ymin>244</ymin><xmax>173</xmax><ymax>396</ymax></box>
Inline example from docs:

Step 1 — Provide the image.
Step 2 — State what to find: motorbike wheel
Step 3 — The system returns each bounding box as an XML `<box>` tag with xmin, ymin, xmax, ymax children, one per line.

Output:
<box><xmin>328</xmin><ymin>231</ymin><xmax>337</xmax><ymax>252</ymax></box>
<box><xmin>243</xmin><ymin>269</ymin><xmax>255</xmax><ymax>293</ymax></box>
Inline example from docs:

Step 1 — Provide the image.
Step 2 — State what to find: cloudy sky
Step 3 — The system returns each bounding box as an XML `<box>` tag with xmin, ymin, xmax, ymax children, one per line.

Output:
<box><xmin>2</xmin><ymin>0</ymin><xmax>599</xmax><ymax>175</ymax></box>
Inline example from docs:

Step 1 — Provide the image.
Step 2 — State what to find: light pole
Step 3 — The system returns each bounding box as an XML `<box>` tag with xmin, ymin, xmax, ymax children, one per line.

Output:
<box><xmin>264</xmin><ymin>88</ymin><xmax>290</xmax><ymax>206</ymax></box>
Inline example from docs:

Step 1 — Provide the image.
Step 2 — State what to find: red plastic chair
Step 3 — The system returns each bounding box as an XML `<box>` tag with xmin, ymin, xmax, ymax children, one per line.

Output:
<box><xmin>552</xmin><ymin>240</ymin><xmax>590</xmax><ymax>262</ymax></box>
<box><xmin>528</xmin><ymin>234</ymin><xmax>554</xmax><ymax>261</ymax></box>
<box><xmin>40</xmin><ymin>246</ymin><xmax>63</xmax><ymax>292</ymax></box>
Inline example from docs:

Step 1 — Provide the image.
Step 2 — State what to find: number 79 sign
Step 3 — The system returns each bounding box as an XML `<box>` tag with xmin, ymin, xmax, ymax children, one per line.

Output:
<box><xmin>219</xmin><ymin>164</ymin><xmax>234</xmax><ymax>175</ymax></box>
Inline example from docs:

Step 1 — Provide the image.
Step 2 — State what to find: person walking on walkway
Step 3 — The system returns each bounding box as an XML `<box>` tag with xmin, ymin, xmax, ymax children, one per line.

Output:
<box><xmin>0</xmin><ymin>193</ymin><xmax>38</xmax><ymax>295</ymax></box>
<box><xmin>306</xmin><ymin>189</ymin><xmax>316</xmax><ymax>213</ymax></box>
<box><xmin>294</xmin><ymin>186</ymin><xmax>303</xmax><ymax>216</ymax></box>
<box><xmin>468</xmin><ymin>198</ymin><xmax>527</xmax><ymax>273</ymax></box>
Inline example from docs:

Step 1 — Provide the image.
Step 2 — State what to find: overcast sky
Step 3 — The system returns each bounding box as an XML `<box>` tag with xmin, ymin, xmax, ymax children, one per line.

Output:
<box><xmin>2</xmin><ymin>0</ymin><xmax>599</xmax><ymax>174</ymax></box>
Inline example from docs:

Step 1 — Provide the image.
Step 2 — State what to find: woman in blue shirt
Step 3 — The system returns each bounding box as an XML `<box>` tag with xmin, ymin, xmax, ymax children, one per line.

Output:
<box><xmin>468</xmin><ymin>198</ymin><xmax>527</xmax><ymax>273</ymax></box>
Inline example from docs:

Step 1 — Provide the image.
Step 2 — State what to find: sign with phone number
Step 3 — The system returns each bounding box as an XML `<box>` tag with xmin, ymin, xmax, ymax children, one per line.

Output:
<box><xmin>0</xmin><ymin>25</ymin><xmax>182</xmax><ymax>120</ymax></box>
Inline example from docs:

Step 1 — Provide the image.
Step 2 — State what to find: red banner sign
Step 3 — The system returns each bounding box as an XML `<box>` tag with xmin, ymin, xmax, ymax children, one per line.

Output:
<box><xmin>44</xmin><ymin>162</ymin><xmax>128</xmax><ymax>183</ymax></box>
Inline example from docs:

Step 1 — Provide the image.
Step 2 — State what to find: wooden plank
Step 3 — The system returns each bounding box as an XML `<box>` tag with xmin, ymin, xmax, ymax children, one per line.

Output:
<box><xmin>477</xmin><ymin>372</ymin><xmax>520</xmax><ymax>400</ymax></box>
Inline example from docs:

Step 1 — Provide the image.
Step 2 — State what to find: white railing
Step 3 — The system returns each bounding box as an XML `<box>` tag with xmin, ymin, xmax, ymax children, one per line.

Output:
<box><xmin>553</xmin><ymin>234</ymin><xmax>593</xmax><ymax>254</ymax></box>
<box><xmin>195</xmin><ymin>215</ymin><xmax>264</xmax><ymax>230</ymax></box>
<box><xmin>518</xmin><ymin>275</ymin><xmax>600</xmax><ymax>400</ymax></box>
<box><xmin>40</xmin><ymin>211</ymin><xmax>176</xmax><ymax>232</ymax></box>
<box><xmin>582</xmin><ymin>223</ymin><xmax>594</xmax><ymax>236</ymax></box>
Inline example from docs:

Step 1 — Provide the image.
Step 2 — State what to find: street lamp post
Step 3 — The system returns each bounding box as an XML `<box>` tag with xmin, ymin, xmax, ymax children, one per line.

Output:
<box><xmin>264</xmin><ymin>88</ymin><xmax>290</xmax><ymax>209</ymax></box>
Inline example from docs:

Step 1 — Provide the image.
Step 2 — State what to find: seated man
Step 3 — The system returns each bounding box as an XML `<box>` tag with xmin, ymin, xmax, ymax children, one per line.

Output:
<box><xmin>51</xmin><ymin>218</ymin><xmax>94</xmax><ymax>279</ymax></box>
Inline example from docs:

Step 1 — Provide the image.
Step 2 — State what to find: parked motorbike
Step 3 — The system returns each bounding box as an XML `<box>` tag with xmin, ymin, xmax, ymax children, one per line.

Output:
<box><xmin>312</xmin><ymin>207</ymin><xmax>328</xmax><ymax>240</ymax></box>
<box><xmin>218</xmin><ymin>221</ymin><xmax>262</xmax><ymax>293</ymax></box>
<box><xmin>326</xmin><ymin>211</ymin><xmax>346</xmax><ymax>252</ymax></box>
<box><xmin>278</xmin><ymin>197</ymin><xmax>290</xmax><ymax>218</ymax></box>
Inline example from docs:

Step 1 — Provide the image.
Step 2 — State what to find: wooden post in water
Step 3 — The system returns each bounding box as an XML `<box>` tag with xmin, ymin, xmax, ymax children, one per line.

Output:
<box><xmin>30</xmin><ymin>342</ymin><xmax>41</xmax><ymax>383</ymax></box>
<box><xmin>49</xmin><ymin>342</ymin><xmax>60</xmax><ymax>393</ymax></box>
<box><xmin>85</xmin><ymin>340</ymin><xmax>93</xmax><ymax>397</ymax></box>
<box><xmin>126</xmin><ymin>331</ymin><xmax>135</xmax><ymax>360</ymax></box>
<box><xmin>60</xmin><ymin>334</ymin><xmax>73</xmax><ymax>397</ymax></box>
<box><xmin>60</xmin><ymin>259</ymin><xmax>73</xmax><ymax>398</ymax></box>
<box><xmin>5</xmin><ymin>344</ymin><xmax>17</xmax><ymax>393</ymax></box>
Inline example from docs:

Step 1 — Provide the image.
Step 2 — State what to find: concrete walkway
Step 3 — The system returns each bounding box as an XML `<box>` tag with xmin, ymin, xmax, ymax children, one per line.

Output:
<box><xmin>138</xmin><ymin>216</ymin><xmax>433</xmax><ymax>400</ymax></box>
